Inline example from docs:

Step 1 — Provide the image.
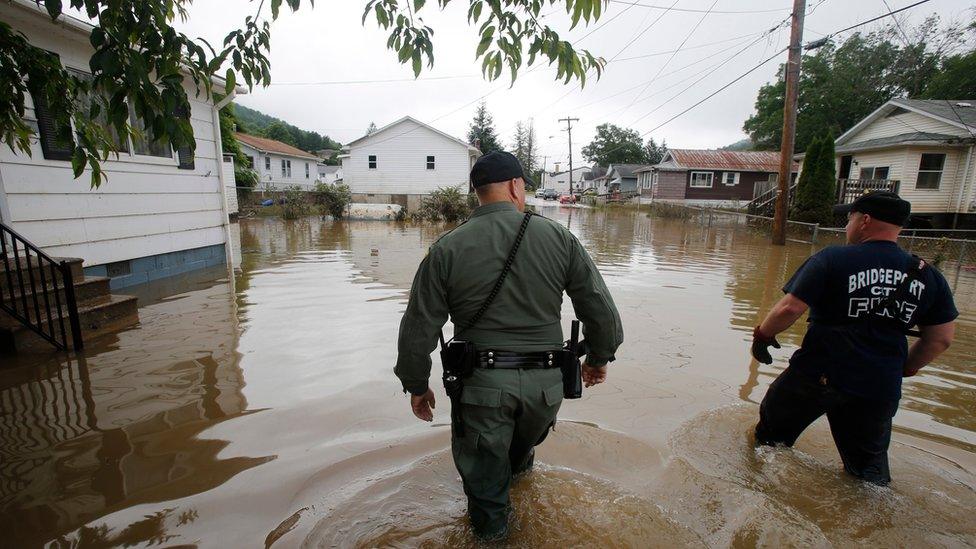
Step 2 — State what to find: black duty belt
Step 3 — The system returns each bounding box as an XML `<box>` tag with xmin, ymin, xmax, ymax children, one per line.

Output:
<box><xmin>477</xmin><ymin>350</ymin><xmax>564</xmax><ymax>370</ymax></box>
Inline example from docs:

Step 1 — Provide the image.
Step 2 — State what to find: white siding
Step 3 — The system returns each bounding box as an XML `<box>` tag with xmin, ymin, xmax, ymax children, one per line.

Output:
<box><xmin>223</xmin><ymin>158</ymin><xmax>239</xmax><ymax>214</ymax></box>
<box><xmin>238</xmin><ymin>144</ymin><xmax>318</xmax><ymax>190</ymax></box>
<box><xmin>848</xmin><ymin>110</ymin><xmax>970</xmax><ymax>143</ymax></box>
<box><xmin>343</xmin><ymin>119</ymin><xmax>475</xmax><ymax>195</ymax></box>
<box><xmin>548</xmin><ymin>167</ymin><xmax>588</xmax><ymax>194</ymax></box>
<box><xmin>847</xmin><ymin>149</ymin><xmax>906</xmax><ymax>181</ymax></box>
<box><xmin>0</xmin><ymin>7</ymin><xmax>228</xmax><ymax>267</ymax></box>
<box><xmin>899</xmin><ymin>147</ymin><xmax>966</xmax><ymax>214</ymax></box>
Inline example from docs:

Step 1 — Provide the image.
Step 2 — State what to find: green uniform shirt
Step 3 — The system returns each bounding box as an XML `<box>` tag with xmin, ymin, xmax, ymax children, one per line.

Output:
<box><xmin>395</xmin><ymin>201</ymin><xmax>623</xmax><ymax>395</ymax></box>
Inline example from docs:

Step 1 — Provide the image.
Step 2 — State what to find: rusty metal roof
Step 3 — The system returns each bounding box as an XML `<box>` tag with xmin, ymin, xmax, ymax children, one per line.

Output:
<box><xmin>665</xmin><ymin>149</ymin><xmax>797</xmax><ymax>172</ymax></box>
<box><xmin>235</xmin><ymin>133</ymin><xmax>321</xmax><ymax>160</ymax></box>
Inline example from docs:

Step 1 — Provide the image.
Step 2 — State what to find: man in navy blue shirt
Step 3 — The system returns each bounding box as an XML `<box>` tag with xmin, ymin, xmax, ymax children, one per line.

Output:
<box><xmin>750</xmin><ymin>191</ymin><xmax>957</xmax><ymax>485</ymax></box>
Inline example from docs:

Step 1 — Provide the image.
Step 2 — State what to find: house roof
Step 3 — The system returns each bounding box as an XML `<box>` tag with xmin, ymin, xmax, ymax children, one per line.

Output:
<box><xmin>344</xmin><ymin>116</ymin><xmax>481</xmax><ymax>154</ymax></box>
<box><xmin>318</xmin><ymin>165</ymin><xmax>341</xmax><ymax>174</ymax></box>
<box><xmin>608</xmin><ymin>164</ymin><xmax>644</xmax><ymax>178</ymax></box>
<box><xmin>835</xmin><ymin>132</ymin><xmax>968</xmax><ymax>153</ymax></box>
<box><xmin>836</xmin><ymin>98</ymin><xmax>976</xmax><ymax>145</ymax></box>
<box><xmin>7</xmin><ymin>0</ymin><xmax>246</xmax><ymax>95</ymax></box>
<box><xmin>662</xmin><ymin>149</ymin><xmax>796</xmax><ymax>172</ymax></box>
<box><xmin>585</xmin><ymin>166</ymin><xmax>607</xmax><ymax>180</ymax></box>
<box><xmin>235</xmin><ymin>133</ymin><xmax>320</xmax><ymax>160</ymax></box>
<box><xmin>551</xmin><ymin>166</ymin><xmax>591</xmax><ymax>176</ymax></box>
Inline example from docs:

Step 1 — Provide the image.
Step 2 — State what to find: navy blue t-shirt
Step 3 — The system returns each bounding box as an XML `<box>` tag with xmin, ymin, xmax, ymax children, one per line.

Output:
<box><xmin>784</xmin><ymin>240</ymin><xmax>958</xmax><ymax>401</ymax></box>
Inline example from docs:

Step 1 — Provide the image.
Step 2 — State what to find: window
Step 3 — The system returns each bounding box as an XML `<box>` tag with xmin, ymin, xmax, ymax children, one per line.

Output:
<box><xmin>859</xmin><ymin>166</ymin><xmax>890</xmax><ymax>180</ymax></box>
<box><xmin>287</xmin><ymin>160</ymin><xmax>292</xmax><ymax>177</ymax></box>
<box><xmin>68</xmin><ymin>69</ymin><xmax>129</xmax><ymax>154</ymax></box>
<box><xmin>426</xmin><ymin>155</ymin><xmax>435</xmax><ymax>170</ymax></box>
<box><xmin>281</xmin><ymin>158</ymin><xmax>287</xmax><ymax>177</ymax></box>
<box><xmin>722</xmin><ymin>172</ymin><xmax>740</xmax><ymax>186</ymax></box>
<box><xmin>305</xmin><ymin>162</ymin><xmax>310</xmax><ymax>178</ymax></box>
<box><xmin>916</xmin><ymin>153</ymin><xmax>945</xmax><ymax>190</ymax></box>
<box><xmin>128</xmin><ymin>105</ymin><xmax>173</xmax><ymax>158</ymax></box>
<box><xmin>690</xmin><ymin>171</ymin><xmax>713</xmax><ymax>188</ymax></box>
<box><xmin>368</xmin><ymin>155</ymin><xmax>377</xmax><ymax>169</ymax></box>
<box><xmin>248</xmin><ymin>156</ymin><xmax>256</xmax><ymax>169</ymax></box>
<box><xmin>265</xmin><ymin>156</ymin><xmax>271</xmax><ymax>170</ymax></box>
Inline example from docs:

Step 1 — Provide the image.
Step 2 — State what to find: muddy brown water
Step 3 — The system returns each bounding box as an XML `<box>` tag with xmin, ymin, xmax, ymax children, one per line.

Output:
<box><xmin>1</xmin><ymin>201</ymin><xmax>974</xmax><ymax>548</ymax></box>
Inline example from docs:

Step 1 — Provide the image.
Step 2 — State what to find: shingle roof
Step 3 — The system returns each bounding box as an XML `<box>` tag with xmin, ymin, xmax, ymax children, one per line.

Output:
<box><xmin>837</xmin><ymin>132</ymin><xmax>965</xmax><ymax>153</ymax></box>
<box><xmin>894</xmin><ymin>99</ymin><xmax>976</xmax><ymax>129</ymax></box>
<box><xmin>609</xmin><ymin>164</ymin><xmax>644</xmax><ymax>178</ymax></box>
<box><xmin>664</xmin><ymin>149</ymin><xmax>797</xmax><ymax>172</ymax></box>
<box><xmin>235</xmin><ymin>133</ymin><xmax>320</xmax><ymax>160</ymax></box>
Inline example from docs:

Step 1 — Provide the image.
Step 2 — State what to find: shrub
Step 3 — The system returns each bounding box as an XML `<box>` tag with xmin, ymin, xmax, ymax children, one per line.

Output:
<box><xmin>235</xmin><ymin>167</ymin><xmax>259</xmax><ymax>204</ymax></box>
<box><xmin>281</xmin><ymin>185</ymin><xmax>311</xmax><ymax>220</ymax></box>
<box><xmin>414</xmin><ymin>186</ymin><xmax>474</xmax><ymax>222</ymax></box>
<box><xmin>645</xmin><ymin>201</ymin><xmax>695</xmax><ymax>219</ymax></box>
<box><xmin>313</xmin><ymin>182</ymin><xmax>352</xmax><ymax>219</ymax></box>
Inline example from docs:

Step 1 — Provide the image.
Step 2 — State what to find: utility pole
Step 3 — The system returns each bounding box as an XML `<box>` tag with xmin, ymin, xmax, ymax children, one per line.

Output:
<box><xmin>772</xmin><ymin>0</ymin><xmax>806</xmax><ymax>246</ymax></box>
<box><xmin>559</xmin><ymin>116</ymin><xmax>579</xmax><ymax>193</ymax></box>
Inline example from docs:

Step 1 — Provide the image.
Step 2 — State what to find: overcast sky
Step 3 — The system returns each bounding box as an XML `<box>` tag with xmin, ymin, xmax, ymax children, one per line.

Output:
<box><xmin>178</xmin><ymin>0</ymin><xmax>974</xmax><ymax>169</ymax></box>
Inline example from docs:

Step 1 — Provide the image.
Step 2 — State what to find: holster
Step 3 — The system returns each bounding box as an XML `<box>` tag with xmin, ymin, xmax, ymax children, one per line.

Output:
<box><xmin>561</xmin><ymin>321</ymin><xmax>585</xmax><ymax>399</ymax></box>
<box><xmin>440</xmin><ymin>338</ymin><xmax>476</xmax><ymax>437</ymax></box>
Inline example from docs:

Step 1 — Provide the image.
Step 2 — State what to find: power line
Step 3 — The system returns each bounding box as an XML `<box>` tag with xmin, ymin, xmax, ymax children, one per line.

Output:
<box><xmin>882</xmin><ymin>0</ymin><xmax>913</xmax><ymax>46</ymax></box>
<box><xmin>613</xmin><ymin>31</ymin><xmax>766</xmax><ymax>62</ymax></box>
<box><xmin>607</xmin><ymin>0</ymin><xmax>790</xmax><ymax>14</ymax></box>
<box><xmin>270</xmin><ymin>74</ymin><xmax>476</xmax><ymax>86</ymax></box>
<box><xmin>826</xmin><ymin>0</ymin><xmax>929</xmax><ymax>37</ymax></box>
<box><xmin>622</xmin><ymin>0</ymin><xmax>721</xmax><ymax>114</ymax></box>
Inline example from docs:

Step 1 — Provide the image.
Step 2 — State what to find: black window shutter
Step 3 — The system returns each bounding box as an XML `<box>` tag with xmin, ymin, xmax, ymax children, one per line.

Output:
<box><xmin>29</xmin><ymin>71</ymin><xmax>75</xmax><ymax>161</ymax></box>
<box><xmin>174</xmin><ymin>103</ymin><xmax>195</xmax><ymax>170</ymax></box>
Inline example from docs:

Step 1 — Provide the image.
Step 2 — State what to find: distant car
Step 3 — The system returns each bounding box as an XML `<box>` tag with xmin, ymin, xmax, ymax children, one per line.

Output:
<box><xmin>534</xmin><ymin>189</ymin><xmax>546</xmax><ymax>198</ymax></box>
<box><xmin>559</xmin><ymin>194</ymin><xmax>577</xmax><ymax>204</ymax></box>
<box><xmin>543</xmin><ymin>188</ymin><xmax>559</xmax><ymax>200</ymax></box>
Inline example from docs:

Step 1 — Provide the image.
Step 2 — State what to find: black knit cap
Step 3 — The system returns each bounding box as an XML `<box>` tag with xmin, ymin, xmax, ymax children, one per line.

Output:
<box><xmin>470</xmin><ymin>151</ymin><xmax>534</xmax><ymax>188</ymax></box>
<box><xmin>833</xmin><ymin>190</ymin><xmax>912</xmax><ymax>226</ymax></box>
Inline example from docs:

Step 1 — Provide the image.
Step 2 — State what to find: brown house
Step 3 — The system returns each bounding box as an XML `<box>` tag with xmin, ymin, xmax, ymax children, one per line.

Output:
<box><xmin>638</xmin><ymin>149</ymin><xmax>798</xmax><ymax>206</ymax></box>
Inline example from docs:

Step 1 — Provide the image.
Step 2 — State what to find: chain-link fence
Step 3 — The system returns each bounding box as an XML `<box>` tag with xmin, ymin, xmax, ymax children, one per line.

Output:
<box><xmin>675</xmin><ymin>206</ymin><xmax>976</xmax><ymax>267</ymax></box>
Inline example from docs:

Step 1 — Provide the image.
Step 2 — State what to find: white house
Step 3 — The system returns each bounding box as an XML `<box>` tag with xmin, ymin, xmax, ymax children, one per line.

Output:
<box><xmin>0</xmin><ymin>1</ymin><xmax>243</xmax><ymax>289</ymax></box>
<box><xmin>236</xmin><ymin>133</ymin><xmax>322</xmax><ymax>191</ymax></box>
<box><xmin>546</xmin><ymin>166</ymin><xmax>590</xmax><ymax>194</ymax></box>
<box><xmin>341</xmin><ymin>116</ymin><xmax>481</xmax><ymax>211</ymax></box>
<box><xmin>317</xmin><ymin>164</ymin><xmax>342</xmax><ymax>184</ymax></box>
<box><xmin>832</xmin><ymin>98</ymin><xmax>976</xmax><ymax>227</ymax></box>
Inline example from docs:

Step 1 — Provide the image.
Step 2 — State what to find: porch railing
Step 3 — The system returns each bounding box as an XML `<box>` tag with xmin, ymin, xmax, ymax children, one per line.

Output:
<box><xmin>747</xmin><ymin>182</ymin><xmax>798</xmax><ymax>217</ymax></box>
<box><xmin>0</xmin><ymin>221</ymin><xmax>83</xmax><ymax>351</ymax></box>
<box><xmin>836</xmin><ymin>179</ymin><xmax>900</xmax><ymax>204</ymax></box>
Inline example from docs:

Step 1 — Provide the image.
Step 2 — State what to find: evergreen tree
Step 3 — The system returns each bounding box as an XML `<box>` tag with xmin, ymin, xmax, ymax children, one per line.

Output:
<box><xmin>645</xmin><ymin>137</ymin><xmax>666</xmax><ymax>165</ymax></box>
<box><xmin>791</xmin><ymin>135</ymin><xmax>837</xmax><ymax>224</ymax></box>
<box><xmin>524</xmin><ymin>119</ymin><xmax>538</xmax><ymax>175</ymax></box>
<box><xmin>468</xmin><ymin>102</ymin><xmax>502</xmax><ymax>154</ymax></box>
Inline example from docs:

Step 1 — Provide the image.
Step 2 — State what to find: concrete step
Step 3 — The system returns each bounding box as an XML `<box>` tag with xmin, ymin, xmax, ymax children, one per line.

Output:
<box><xmin>0</xmin><ymin>255</ymin><xmax>84</xmax><ymax>291</ymax></box>
<box><xmin>1</xmin><ymin>276</ymin><xmax>111</xmax><ymax>310</ymax></box>
<box><xmin>0</xmin><ymin>293</ymin><xmax>138</xmax><ymax>353</ymax></box>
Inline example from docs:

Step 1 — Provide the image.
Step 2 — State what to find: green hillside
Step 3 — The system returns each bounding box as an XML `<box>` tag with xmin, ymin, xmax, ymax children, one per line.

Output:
<box><xmin>232</xmin><ymin>104</ymin><xmax>342</xmax><ymax>156</ymax></box>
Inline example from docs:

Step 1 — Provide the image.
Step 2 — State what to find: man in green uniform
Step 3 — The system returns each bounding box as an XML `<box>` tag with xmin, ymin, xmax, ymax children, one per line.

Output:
<box><xmin>395</xmin><ymin>151</ymin><xmax>623</xmax><ymax>540</ymax></box>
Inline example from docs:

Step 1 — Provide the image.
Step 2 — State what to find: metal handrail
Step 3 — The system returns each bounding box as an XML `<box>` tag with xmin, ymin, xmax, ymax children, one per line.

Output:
<box><xmin>0</xmin><ymin>221</ymin><xmax>83</xmax><ymax>351</ymax></box>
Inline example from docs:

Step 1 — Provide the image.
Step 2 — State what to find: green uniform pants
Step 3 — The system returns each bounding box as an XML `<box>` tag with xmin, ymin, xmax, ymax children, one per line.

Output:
<box><xmin>451</xmin><ymin>367</ymin><xmax>564</xmax><ymax>537</ymax></box>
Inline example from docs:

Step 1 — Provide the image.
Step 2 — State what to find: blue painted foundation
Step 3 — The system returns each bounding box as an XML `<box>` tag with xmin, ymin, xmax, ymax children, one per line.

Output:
<box><xmin>85</xmin><ymin>244</ymin><xmax>227</xmax><ymax>290</ymax></box>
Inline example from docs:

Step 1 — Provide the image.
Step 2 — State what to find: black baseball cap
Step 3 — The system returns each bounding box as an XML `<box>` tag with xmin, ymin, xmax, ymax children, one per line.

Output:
<box><xmin>470</xmin><ymin>151</ymin><xmax>534</xmax><ymax>188</ymax></box>
<box><xmin>833</xmin><ymin>191</ymin><xmax>911</xmax><ymax>226</ymax></box>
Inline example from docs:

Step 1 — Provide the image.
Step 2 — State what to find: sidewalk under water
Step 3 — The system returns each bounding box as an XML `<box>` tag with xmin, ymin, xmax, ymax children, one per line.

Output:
<box><xmin>1</xmin><ymin>202</ymin><xmax>973</xmax><ymax>547</ymax></box>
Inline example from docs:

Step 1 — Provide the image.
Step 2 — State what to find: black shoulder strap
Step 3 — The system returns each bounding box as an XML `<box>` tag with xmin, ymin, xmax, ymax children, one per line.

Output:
<box><xmin>869</xmin><ymin>254</ymin><xmax>926</xmax><ymax>320</ymax></box>
<box><xmin>441</xmin><ymin>211</ymin><xmax>533</xmax><ymax>346</ymax></box>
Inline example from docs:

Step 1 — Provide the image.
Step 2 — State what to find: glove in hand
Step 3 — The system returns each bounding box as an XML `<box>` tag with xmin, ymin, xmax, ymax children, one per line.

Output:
<box><xmin>751</xmin><ymin>326</ymin><xmax>781</xmax><ymax>365</ymax></box>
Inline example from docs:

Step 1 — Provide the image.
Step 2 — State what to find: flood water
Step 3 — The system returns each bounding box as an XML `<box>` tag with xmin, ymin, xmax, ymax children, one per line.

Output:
<box><xmin>2</xmin><ymin>200</ymin><xmax>974</xmax><ymax>547</ymax></box>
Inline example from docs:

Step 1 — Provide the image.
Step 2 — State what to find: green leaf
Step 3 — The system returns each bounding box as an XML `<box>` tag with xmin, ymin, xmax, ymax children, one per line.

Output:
<box><xmin>472</xmin><ymin>2</ymin><xmax>483</xmax><ymax>23</ymax></box>
<box><xmin>44</xmin><ymin>0</ymin><xmax>62</xmax><ymax>19</ymax></box>
<box><xmin>412</xmin><ymin>50</ymin><xmax>422</xmax><ymax>77</ymax></box>
<box><xmin>225</xmin><ymin>68</ymin><xmax>236</xmax><ymax>94</ymax></box>
<box><xmin>71</xmin><ymin>146</ymin><xmax>87</xmax><ymax>177</ymax></box>
<box><xmin>414</xmin><ymin>0</ymin><xmax>426</xmax><ymax>11</ymax></box>
<box><xmin>476</xmin><ymin>33</ymin><xmax>492</xmax><ymax>57</ymax></box>
<box><xmin>271</xmin><ymin>0</ymin><xmax>282</xmax><ymax>19</ymax></box>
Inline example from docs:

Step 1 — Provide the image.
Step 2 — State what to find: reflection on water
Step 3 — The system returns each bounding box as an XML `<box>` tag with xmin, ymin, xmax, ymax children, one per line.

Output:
<box><xmin>1</xmin><ymin>204</ymin><xmax>974</xmax><ymax>547</ymax></box>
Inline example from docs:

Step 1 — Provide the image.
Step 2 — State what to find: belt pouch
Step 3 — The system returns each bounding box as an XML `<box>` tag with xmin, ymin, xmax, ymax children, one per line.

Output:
<box><xmin>560</xmin><ymin>351</ymin><xmax>582</xmax><ymax>399</ymax></box>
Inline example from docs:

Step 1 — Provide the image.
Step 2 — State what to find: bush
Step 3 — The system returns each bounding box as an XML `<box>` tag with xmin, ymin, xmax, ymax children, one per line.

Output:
<box><xmin>414</xmin><ymin>186</ymin><xmax>474</xmax><ymax>222</ymax></box>
<box><xmin>791</xmin><ymin>135</ymin><xmax>837</xmax><ymax>224</ymax></box>
<box><xmin>312</xmin><ymin>181</ymin><xmax>352</xmax><ymax>219</ymax></box>
<box><xmin>646</xmin><ymin>201</ymin><xmax>695</xmax><ymax>219</ymax></box>
<box><xmin>281</xmin><ymin>186</ymin><xmax>311</xmax><ymax>220</ymax></box>
<box><xmin>235</xmin><ymin>167</ymin><xmax>259</xmax><ymax>204</ymax></box>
